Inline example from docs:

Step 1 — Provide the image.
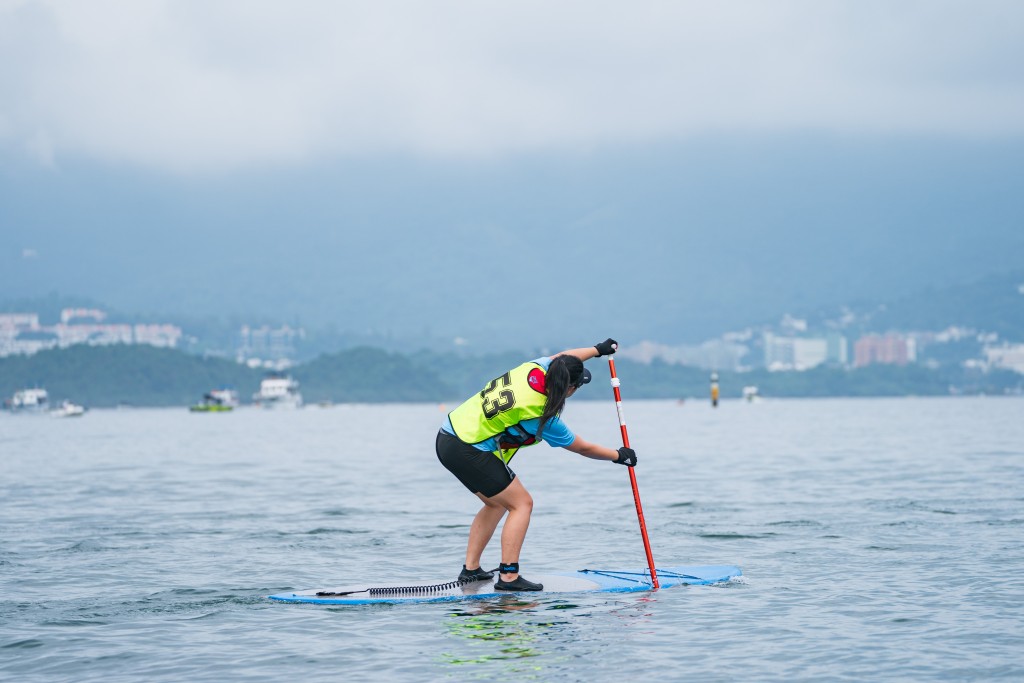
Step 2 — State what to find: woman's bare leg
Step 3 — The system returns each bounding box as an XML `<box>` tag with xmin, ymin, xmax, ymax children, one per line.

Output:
<box><xmin>465</xmin><ymin>496</ymin><xmax>505</xmax><ymax>570</ymax></box>
<box><xmin>484</xmin><ymin>477</ymin><xmax>534</xmax><ymax>580</ymax></box>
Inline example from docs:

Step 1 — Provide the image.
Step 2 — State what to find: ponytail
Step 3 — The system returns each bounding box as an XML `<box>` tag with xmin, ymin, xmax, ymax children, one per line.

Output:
<box><xmin>537</xmin><ymin>355</ymin><xmax>584</xmax><ymax>439</ymax></box>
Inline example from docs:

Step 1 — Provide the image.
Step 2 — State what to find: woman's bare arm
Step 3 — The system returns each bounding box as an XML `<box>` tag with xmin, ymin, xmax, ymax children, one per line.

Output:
<box><xmin>563</xmin><ymin>435</ymin><xmax>619</xmax><ymax>462</ymax></box>
<box><xmin>550</xmin><ymin>347</ymin><xmax>600</xmax><ymax>362</ymax></box>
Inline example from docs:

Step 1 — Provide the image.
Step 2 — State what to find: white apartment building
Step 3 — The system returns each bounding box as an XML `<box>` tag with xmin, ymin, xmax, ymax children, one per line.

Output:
<box><xmin>764</xmin><ymin>333</ymin><xmax>848</xmax><ymax>371</ymax></box>
<box><xmin>0</xmin><ymin>309</ymin><xmax>182</xmax><ymax>357</ymax></box>
<box><xmin>985</xmin><ymin>344</ymin><xmax>1024</xmax><ymax>374</ymax></box>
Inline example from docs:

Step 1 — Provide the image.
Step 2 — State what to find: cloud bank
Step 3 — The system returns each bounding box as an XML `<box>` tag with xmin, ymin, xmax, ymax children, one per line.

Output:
<box><xmin>2</xmin><ymin>0</ymin><xmax>1023</xmax><ymax>171</ymax></box>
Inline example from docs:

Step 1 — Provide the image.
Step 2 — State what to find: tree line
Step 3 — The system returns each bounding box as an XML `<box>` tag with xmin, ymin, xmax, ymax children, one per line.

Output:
<box><xmin>1</xmin><ymin>344</ymin><xmax>1019</xmax><ymax>408</ymax></box>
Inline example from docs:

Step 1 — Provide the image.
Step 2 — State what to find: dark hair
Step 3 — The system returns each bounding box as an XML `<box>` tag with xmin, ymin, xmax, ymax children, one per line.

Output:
<box><xmin>537</xmin><ymin>355</ymin><xmax>584</xmax><ymax>439</ymax></box>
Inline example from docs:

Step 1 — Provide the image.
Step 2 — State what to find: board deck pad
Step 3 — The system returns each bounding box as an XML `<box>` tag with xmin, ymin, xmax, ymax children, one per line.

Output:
<box><xmin>269</xmin><ymin>565</ymin><xmax>741</xmax><ymax>605</ymax></box>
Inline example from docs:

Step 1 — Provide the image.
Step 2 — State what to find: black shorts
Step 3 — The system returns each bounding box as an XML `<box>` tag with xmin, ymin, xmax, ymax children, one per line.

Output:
<box><xmin>436</xmin><ymin>430</ymin><xmax>515</xmax><ymax>498</ymax></box>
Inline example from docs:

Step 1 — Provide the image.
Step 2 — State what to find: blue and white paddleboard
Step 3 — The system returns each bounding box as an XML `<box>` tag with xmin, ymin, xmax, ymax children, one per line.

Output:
<box><xmin>269</xmin><ymin>565</ymin><xmax>741</xmax><ymax>605</ymax></box>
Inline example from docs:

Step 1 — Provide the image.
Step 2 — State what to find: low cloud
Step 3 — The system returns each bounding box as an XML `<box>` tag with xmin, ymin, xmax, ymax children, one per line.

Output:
<box><xmin>1</xmin><ymin>0</ymin><xmax>1023</xmax><ymax>172</ymax></box>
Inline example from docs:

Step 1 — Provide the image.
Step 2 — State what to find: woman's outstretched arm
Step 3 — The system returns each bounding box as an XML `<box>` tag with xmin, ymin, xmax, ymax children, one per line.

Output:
<box><xmin>551</xmin><ymin>338</ymin><xmax>618</xmax><ymax>362</ymax></box>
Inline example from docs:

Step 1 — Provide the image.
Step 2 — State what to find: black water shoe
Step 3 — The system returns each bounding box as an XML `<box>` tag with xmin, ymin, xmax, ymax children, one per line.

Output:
<box><xmin>459</xmin><ymin>565</ymin><xmax>494</xmax><ymax>582</ymax></box>
<box><xmin>494</xmin><ymin>576</ymin><xmax>543</xmax><ymax>591</ymax></box>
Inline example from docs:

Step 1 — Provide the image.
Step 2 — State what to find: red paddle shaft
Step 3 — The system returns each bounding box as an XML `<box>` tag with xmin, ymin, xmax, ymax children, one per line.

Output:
<box><xmin>607</xmin><ymin>356</ymin><xmax>659</xmax><ymax>589</ymax></box>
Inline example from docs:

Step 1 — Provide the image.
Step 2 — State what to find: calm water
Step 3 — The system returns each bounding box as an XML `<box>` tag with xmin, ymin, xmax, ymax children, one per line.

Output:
<box><xmin>2</xmin><ymin>396</ymin><xmax>1022</xmax><ymax>682</ymax></box>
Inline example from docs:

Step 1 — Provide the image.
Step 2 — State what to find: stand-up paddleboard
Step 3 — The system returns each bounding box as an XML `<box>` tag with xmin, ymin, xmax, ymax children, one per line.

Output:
<box><xmin>269</xmin><ymin>565</ymin><xmax>741</xmax><ymax>605</ymax></box>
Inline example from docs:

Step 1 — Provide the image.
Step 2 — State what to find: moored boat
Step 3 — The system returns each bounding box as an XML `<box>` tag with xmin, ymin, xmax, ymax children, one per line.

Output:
<box><xmin>5</xmin><ymin>388</ymin><xmax>49</xmax><ymax>413</ymax></box>
<box><xmin>51</xmin><ymin>400</ymin><xmax>86</xmax><ymax>417</ymax></box>
<box><xmin>252</xmin><ymin>373</ymin><xmax>303</xmax><ymax>409</ymax></box>
<box><xmin>190</xmin><ymin>388</ymin><xmax>239</xmax><ymax>412</ymax></box>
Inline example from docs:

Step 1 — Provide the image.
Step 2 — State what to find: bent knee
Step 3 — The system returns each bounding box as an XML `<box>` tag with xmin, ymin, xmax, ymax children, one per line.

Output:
<box><xmin>510</xmin><ymin>492</ymin><xmax>534</xmax><ymax>512</ymax></box>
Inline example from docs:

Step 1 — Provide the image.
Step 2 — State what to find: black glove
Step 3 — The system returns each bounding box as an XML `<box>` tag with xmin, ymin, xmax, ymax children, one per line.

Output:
<box><xmin>614</xmin><ymin>447</ymin><xmax>637</xmax><ymax>467</ymax></box>
<box><xmin>594</xmin><ymin>338</ymin><xmax>618</xmax><ymax>356</ymax></box>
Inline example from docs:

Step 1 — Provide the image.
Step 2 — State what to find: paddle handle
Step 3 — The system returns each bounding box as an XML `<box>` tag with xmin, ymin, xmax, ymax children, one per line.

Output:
<box><xmin>607</xmin><ymin>356</ymin><xmax>659</xmax><ymax>589</ymax></box>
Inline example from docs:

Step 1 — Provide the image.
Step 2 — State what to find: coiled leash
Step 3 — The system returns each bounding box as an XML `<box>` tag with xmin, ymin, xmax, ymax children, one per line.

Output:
<box><xmin>315</xmin><ymin>567</ymin><xmax>500</xmax><ymax>597</ymax></box>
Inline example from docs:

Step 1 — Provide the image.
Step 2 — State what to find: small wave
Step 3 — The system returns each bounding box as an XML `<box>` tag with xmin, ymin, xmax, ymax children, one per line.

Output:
<box><xmin>2</xmin><ymin>638</ymin><xmax>44</xmax><ymax>650</ymax></box>
<box><xmin>61</xmin><ymin>539</ymin><xmax>108</xmax><ymax>553</ymax></box>
<box><xmin>306</xmin><ymin>527</ymin><xmax>370</xmax><ymax>535</ymax></box>
<box><xmin>177</xmin><ymin>612</ymin><xmax>220</xmax><ymax>621</ymax></box>
<box><xmin>698</xmin><ymin>532</ymin><xmax>776</xmax><ymax>539</ymax></box>
<box><xmin>100</xmin><ymin>590</ymin><xmax>270</xmax><ymax>618</ymax></box>
<box><xmin>970</xmin><ymin>518</ymin><xmax>1024</xmax><ymax>526</ymax></box>
<box><xmin>892</xmin><ymin>500</ymin><xmax>960</xmax><ymax>515</ymax></box>
<box><xmin>714</xmin><ymin>576</ymin><xmax>748</xmax><ymax>588</ymax></box>
<box><xmin>766</xmin><ymin>520</ymin><xmax>822</xmax><ymax>527</ymax></box>
<box><xmin>161</xmin><ymin>587</ymin><xmax>219</xmax><ymax>597</ymax></box>
<box><xmin>41</xmin><ymin>618</ymin><xmax>110</xmax><ymax>627</ymax></box>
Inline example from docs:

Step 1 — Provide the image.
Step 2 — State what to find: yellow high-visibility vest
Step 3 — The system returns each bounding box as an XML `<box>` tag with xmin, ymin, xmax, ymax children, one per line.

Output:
<box><xmin>448</xmin><ymin>361</ymin><xmax>549</xmax><ymax>463</ymax></box>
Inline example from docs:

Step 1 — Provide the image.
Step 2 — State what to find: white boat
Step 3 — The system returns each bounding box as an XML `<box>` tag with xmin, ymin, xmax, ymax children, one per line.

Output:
<box><xmin>6</xmin><ymin>388</ymin><xmax>49</xmax><ymax>413</ymax></box>
<box><xmin>743</xmin><ymin>385</ymin><xmax>762</xmax><ymax>403</ymax></box>
<box><xmin>51</xmin><ymin>400</ymin><xmax>86</xmax><ymax>418</ymax></box>
<box><xmin>253</xmin><ymin>373</ymin><xmax>303</xmax><ymax>409</ymax></box>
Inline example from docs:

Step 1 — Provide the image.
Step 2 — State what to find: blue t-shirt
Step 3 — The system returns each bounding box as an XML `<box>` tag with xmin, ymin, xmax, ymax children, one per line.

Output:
<box><xmin>441</xmin><ymin>357</ymin><xmax>576</xmax><ymax>451</ymax></box>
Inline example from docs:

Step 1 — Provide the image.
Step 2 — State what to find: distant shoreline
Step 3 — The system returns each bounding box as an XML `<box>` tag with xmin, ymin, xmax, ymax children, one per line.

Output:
<box><xmin>2</xmin><ymin>344</ymin><xmax>1021</xmax><ymax>409</ymax></box>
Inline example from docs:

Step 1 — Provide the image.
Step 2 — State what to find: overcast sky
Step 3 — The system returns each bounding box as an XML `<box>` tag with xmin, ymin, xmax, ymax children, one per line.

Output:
<box><xmin>2</xmin><ymin>0</ymin><xmax>1023</xmax><ymax>173</ymax></box>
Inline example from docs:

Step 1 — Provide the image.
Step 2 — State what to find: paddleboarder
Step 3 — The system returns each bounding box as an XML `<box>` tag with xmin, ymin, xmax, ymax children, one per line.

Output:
<box><xmin>436</xmin><ymin>338</ymin><xmax>638</xmax><ymax>591</ymax></box>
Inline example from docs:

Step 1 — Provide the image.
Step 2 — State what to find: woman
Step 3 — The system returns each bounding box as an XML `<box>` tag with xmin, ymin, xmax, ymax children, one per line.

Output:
<box><xmin>436</xmin><ymin>338</ymin><xmax>638</xmax><ymax>591</ymax></box>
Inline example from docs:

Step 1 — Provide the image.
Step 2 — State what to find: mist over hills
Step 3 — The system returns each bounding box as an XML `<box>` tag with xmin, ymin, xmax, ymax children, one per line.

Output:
<box><xmin>3</xmin><ymin>135</ymin><xmax>1022</xmax><ymax>350</ymax></box>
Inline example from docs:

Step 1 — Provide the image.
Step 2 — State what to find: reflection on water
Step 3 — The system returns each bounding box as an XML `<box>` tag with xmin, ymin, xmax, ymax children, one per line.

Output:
<box><xmin>440</xmin><ymin>597</ymin><xmax>571</xmax><ymax>673</ymax></box>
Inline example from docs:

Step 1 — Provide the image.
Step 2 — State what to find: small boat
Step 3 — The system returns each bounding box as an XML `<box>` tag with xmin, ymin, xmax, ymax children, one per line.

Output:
<box><xmin>51</xmin><ymin>400</ymin><xmax>86</xmax><ymax>417</ymax></box>
<box><xmin>190</xmin><ymin>388</ymin><xmax>239</xmax><ymax>413</ymax></box>
<box><xmin>743</xmin><ymin>385</ymin><xmax>762</xmax><ymax>403</ymax></box>
<box><xmin>252</xmin><ymin>374</ymin><xmax>303</xmax><ymax>409</ymax></box>
<box><xmin>6</xmin><ymin>388</ymin><xmax>49</xmax><ymax>413</ymax></box>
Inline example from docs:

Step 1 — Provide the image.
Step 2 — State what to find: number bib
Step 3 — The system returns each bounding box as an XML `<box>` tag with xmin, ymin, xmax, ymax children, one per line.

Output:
<box><xmin>448</xmin><ymin>362</ymin><xmax>549</xmax><ymax>463</ymax></box>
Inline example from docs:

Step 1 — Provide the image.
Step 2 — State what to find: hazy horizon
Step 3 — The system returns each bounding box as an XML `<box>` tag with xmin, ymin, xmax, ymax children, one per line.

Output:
<box><xmin>2</xmin><ymin>2</ymin><xmax>1023</xmax><ymax>349</ymax></box>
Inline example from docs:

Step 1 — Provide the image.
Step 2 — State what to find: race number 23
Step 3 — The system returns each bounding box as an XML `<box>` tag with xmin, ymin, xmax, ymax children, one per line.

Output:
<box><xmin>481</xmin><ymin>372</ymin><xmax>515</xmax><ymax>418</ymax></box>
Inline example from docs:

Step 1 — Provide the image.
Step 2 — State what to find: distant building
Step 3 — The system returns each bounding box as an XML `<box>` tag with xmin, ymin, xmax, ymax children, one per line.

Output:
<box><xmin>854</xmin><ymin>334</ymin><xmax>917</xmax><ymax>367</ymax></box>
<box><xmin>133</xmin><ymin>324</ymin><xmax>183</xmax><ymax>348</ymax></box>
<box><xmin>0</xmin><ymin>309</ymin><xmax>182</xmax><ymax>357</ymax></box>
<box><xmin>985</xmin><ymin>344</ymin><xmax>1024</xmax><ymax>374</ymax></box>
<box><xmin>826</xmin><ymin>333</ymin><xmax>849</xmax><ymax>366</ymax></box>
<box><xmin>54</xmin><ymin>322</ymin><xmax>133</xmax><ymax>346</ymax></box>
<box><xmin>763</xmin><ymin>333</ymin><xmax>845</xmax><ymax>371</ymax></box>
<box><xmin>237</xmin><ymin>324</ymin><xmax>305</xmax><ymax>364</ymax></box>
<box><xmin>61</xmin><ymin>308</ymin><xmax>106</xmax><ymax>324</ymax></box>
<box><xmin>0</xmin><ymin>313</ymin><xmax>40</xmax><ymax>330</ymax></box>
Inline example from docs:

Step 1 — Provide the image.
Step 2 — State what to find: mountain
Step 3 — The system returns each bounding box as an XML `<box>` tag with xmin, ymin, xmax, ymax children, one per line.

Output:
<box><xmin>789</xmin><ymin>269</ymin><xmax>1024</xmax><ymax>343</ymax></box>
<box><xmin>3</xmin><ymin>135</ymin><xmax>1023</xmax><ymax>350</ymax></box>
<box><xmin>865</xmin><ymin>270</ymin><xmax>1024</xmax><ymax>339</ymax></box>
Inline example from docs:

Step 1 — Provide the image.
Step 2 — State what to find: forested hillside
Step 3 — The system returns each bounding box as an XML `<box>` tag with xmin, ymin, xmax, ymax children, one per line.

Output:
<box><xmin>2</xmin><ymin>345</ymin><xmax>1020</xmax><ymax>408</ymax></box>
